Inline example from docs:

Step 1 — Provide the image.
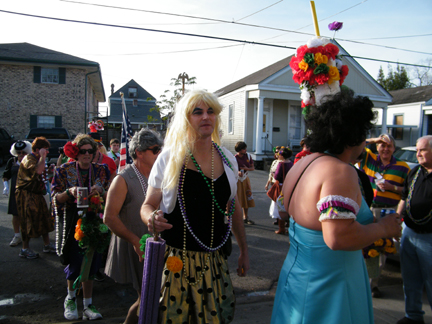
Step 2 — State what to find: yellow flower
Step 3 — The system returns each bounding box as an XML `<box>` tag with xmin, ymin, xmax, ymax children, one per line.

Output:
<box><xmin>385</xmin><ymin>246</ymin><xmax>396</xmax><ymax>254</ymax></box>
<box><xmin>368</xmin><ymin>249</ymin><xmax>380</xmax><ymax>258</ymax></box>
<box><xmin>327</xmin><ymin>66</ymin><xmax>340</xmax><ymax>85</ymax></box>
<box><xmin>374</xmin><ymin>239</ymin><xmax>384</xmax><ymax>247</ymax></box>
<box><xmin>166</xmin><ymin>256</ymin><xmax>183</xmax><ymax>273</ymax></box>
<box><xmin>385</xmin><ymin>239</ymin><xmax>393</xmax><ymax>247</ymax></box>
<box><xmin>314</xmin><ymin>53</ymin><xmax>328</xmax><ymax>65</ymax></box>
<box><xmin>298</xmin><ymin>60</ymin><xmax>309</xmax><ymax>72</ymax></box>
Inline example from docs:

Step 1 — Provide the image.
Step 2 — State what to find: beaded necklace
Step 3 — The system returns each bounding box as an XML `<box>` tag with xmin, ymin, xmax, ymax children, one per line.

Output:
<box><xmin>406</xmin><ymin>167</ymin><xmax>432</xmax><ymax>225</ymax></box>
<box><xmin>53</xmin><ymin>194</ymin><xmax>67</xmax><ymax>257</ymax></box>
<box><xmin>131</xmin><ymin>163</ymin><xmax>148</xmax><ymax>196</ymax></box>
<box><xmin>178</xmin><ymin>142</ymin><xmax>235</xmax><ymax>285</ymax></box>
<box><xmin>76</xmin><ymin>162</ymin><xmax>93</xmax><ymax>193</ymax></box>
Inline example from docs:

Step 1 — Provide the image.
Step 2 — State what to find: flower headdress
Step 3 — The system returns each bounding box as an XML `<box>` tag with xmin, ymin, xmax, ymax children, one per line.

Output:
<box><xmin>63</xmin><ymin>141</ymin><xmax>79</xmax><ymax>159</ymax></box>
<box><xmin>88</xmin><ymin>120</ymin><xmax>104</xmax><ymax>133</ymax></box>
<box><xmin>290</xmin><ymin>36</ymin><xmax>349</xmax><ymax>117</ymax></box>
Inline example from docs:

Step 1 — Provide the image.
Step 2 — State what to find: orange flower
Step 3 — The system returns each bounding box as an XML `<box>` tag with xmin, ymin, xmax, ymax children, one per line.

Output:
<box><xmin>314</xmin><ymin>52</ymin><xmax>328</xmax><ymax>65</ymax></box>
<box><xmin>374</xmin><ymin>239</ymin><xmax>384</xmax><ymax>247</ymax></box>
<box><xmin>385</xmin><ymin>246</ymin><xmax>396</xmax><ymax>254</ymax></box>
<box><xmin>77</xmin><ymin>218</ymin><xmax>82</xmax><ymax>227</ymax></box>
<box><xmin>368</xmin><ymin>249</ymin><xmax>379</xmax><ymax>258</ymax></box>
<box><xmin>74</xmin><ymin>229</ymin><xmax>85</xmax><ymax>241</ymax></box>
<box><xmin>166</xmin><ymin>256</ymin><xmax>183</xmax><ymax>273</ymax></box>
<box><xmin>298</xmin><ymin>60</ymin><xmax>309</xmax><ymax>72</ymax></box>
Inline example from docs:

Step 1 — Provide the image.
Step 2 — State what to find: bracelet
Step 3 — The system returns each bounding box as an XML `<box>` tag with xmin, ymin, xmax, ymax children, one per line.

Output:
<box><xmin>66</xmin><ymin>188</ymin><xmax>73</xmax><ymax>198</ymax></box>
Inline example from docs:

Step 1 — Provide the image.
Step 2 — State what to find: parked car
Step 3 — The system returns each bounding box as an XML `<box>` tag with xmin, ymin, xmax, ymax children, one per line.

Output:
<box><xmin>393</xmin><ymin>146</ymin><xmax>419</xmax><ymax>169</ymax></box>
<box><xmin>25</xmin><ymin>127</ymin><xmax>73</xmax><ymax>163</ymax></box>
<box><xmin>0</xmin><ymin>128</ymin><xmax>15</xmax><ymax>166</ymax></box>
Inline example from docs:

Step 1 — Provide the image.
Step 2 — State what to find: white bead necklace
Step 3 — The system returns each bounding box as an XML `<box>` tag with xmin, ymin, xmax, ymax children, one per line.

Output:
<box><xmin>131</xmin><ymin>163</ymin><xmax>148</xmax><ymax>196</ymax></box>
<box><xmin>53</xmin><ymin>194</ymin><xmax>67</xmax><ymax>257</ymax></box>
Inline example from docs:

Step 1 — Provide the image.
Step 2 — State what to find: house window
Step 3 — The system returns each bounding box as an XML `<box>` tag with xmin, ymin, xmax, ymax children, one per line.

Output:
<box><xmin>41</xmin><ymin>68</ymin><xmax>59</xmax><ymax>84</ymax></box>
<box><xmin>228</xmin><ymin>104</ymin><xmax>234</xmax><ymax>134</ymax></box>
<box><xmin>133</xmin><ymin>99</ymin><xmax>138</xmax><ymax>107</ymax></box>
<box><xmin>289</xmin><ymin>105</ymin><xmax>302</xmax><ymax>141</ymax></box>
<box><xmin>129</xmin><ymin>87</ymin><xmax>137</xmax><ymax>98</ymax></box>
<box><xmin>38</xmin><ymin>116</ymin><xmax>56</xmax><ymax>128</ymax></box>
<box><xmin>393</xmin><ymin>115</ymin><xmax>403</xmax><ymax>140</ymax></box>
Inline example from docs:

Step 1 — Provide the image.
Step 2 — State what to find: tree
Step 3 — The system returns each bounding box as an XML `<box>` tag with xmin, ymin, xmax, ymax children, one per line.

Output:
<box><xmin>410</xmin><ymin>58</ymin><xmax>432</xmax><ymax>86</ymax></box>
<box><xmin>377</xmin><ymin>64</ymin><xmax>411</xmax><ymax>91</ymax></box>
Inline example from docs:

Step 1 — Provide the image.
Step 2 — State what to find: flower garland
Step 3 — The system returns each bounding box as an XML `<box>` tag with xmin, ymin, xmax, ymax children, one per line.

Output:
<box><xmin>362</xmin><ymin>238</ymin><xmax>397</xmax><ymax>259</ymax></box>
<box><xmin>290</xmin><ymin>36</ymin><xmax>349</xmax><ymax>116</ymax></box>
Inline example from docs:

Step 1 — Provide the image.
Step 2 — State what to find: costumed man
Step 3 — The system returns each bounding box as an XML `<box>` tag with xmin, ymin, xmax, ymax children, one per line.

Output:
<box><xmin>358</xmin><ymin>134</ymin><xmax>410</xmax><ymax>297</ymax></box>
<box><xmin>396</xmin><ymin>135</ymin><xmax>432</xmax><ymax>324</ymax></box>
<box><xmin>87</xmin><ymin>132</ymin><xmax>117</xmax><ymax>181</ymax></box>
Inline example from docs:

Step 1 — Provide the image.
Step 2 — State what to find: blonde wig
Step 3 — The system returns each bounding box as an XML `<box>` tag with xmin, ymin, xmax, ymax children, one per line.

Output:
<box><xmin>162</xmin><ymin>89</ymin><xmax>223</xmax><ymax>190</ymax></box>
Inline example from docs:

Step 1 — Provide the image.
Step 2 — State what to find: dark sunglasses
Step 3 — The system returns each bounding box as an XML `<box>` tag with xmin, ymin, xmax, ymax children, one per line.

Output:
<box><xmin>145</xmin><ymin>146</ymin><xmax>162</xmax><ymax>155</ymax></box>
<box><xmin>79</xmin><ymin>149</ymin><xmax>96</xmax><ymax>155</ymax></box>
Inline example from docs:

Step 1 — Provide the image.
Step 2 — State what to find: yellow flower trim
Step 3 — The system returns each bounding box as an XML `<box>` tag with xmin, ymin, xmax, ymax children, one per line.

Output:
<box><xmin>314</xmin><ymin>53</ymin><xmax>328</xmax><ymax>65</ymax></box>
<box><xmin>374</xmin><ymin>239</ymin><xmax>384</xmax><ymax>247</ymax></box>
<box><xmin>166</xmin><ymin>256</ymin><xmax>183</xmax><ymax>273</ymax></box>
<box><xmin>327</xmin><ymin>66</ymin><xmax>340</xmax><ymax>85</ymax></box>
<box><xmin>368</xmin><ymin>249</ymin><xmax>379</xmax><ymax>258</ymax></box>
<box><xmin>298</xmin><ymin>60</ymin><xmax>309</xmax><ymax>72</ymax></box>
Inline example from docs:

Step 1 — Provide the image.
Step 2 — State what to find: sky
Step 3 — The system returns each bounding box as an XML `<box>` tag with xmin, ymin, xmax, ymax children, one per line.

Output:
<box><xmin>1</xmin><ymin>0</ymin><xmax>431</xmax><ymax>116</ymax></box>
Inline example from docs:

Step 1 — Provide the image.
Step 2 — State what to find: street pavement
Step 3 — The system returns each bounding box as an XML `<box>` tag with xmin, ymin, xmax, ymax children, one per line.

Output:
<box><xmin>0</xmin><ymin>165</ymin><xmax>430</xmax><ymax>323</ymax></box>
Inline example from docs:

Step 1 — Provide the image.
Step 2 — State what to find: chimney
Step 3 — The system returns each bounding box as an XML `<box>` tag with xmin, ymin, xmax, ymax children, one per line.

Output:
<box><xmin>111</xmin><ymin>84</ymin><xmax>114</xmax><ymax>95</ymax></box>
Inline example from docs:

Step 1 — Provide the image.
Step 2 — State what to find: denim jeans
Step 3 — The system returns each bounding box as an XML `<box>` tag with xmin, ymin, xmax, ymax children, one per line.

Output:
<box><xmin>400</xmin><ymin>226</ymin><xmax>432</xmax><ymax>321</ymax></box>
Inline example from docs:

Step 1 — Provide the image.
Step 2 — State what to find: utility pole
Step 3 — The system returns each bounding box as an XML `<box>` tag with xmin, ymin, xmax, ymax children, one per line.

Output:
<box><xmin>178</xmin><ymin>72</ymin><xmax>189</xmax><ymax>95</ymax></box>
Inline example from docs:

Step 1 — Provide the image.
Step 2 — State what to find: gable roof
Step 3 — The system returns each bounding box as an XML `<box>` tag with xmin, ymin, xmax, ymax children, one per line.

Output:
<box><xmin>389</xmin><ymin>85</ymin><xmax>432</xmax><ymax>105</ymax></box>
<box><xmin>110</xmin><ymin>79</ymin><xmax>156</xmax><ymax>100</ymax></box>
<box><xmin>0</xmin><ymin>42</ymin><xmax>105</xmax><ymax>102</ymax></box>
<box><xmin>0</xmin><ymin>42</ymin><xmax>98</xmax><ymax>66</ymax></box>
<box><xmin>216</xmin><ymin>56</ymin><xmax>293</xmax><ymax>96</ymax></box>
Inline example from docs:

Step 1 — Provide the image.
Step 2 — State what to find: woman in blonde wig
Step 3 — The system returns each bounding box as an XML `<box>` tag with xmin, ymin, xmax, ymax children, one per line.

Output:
<box><xmin>141</xmin><ymin>89</ymin><xmax>249</xmax><ymax>323</ymax></box>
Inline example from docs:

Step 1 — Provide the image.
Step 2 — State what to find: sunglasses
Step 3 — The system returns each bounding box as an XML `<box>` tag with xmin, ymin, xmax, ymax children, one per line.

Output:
<box><xmin>79</xmin><ymin>149</ymin><xmax>96</xmax><ymax>155</ymax></box>
<box><xmin>16</xmin><ymin>151</ymin><xmax>26</xmax><ymax>155</ymax></box>
<box><xmin>145</xmin><ymin>146</ymin><xmax>162</xmax><ymax>155</ymax></box>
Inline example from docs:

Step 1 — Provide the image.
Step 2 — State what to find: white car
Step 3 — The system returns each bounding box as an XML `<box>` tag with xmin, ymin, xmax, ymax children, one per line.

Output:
<box><xmin>393</xmin><ymin>146</ymin><xmax>418</xmax><ymax>169</ymax></box>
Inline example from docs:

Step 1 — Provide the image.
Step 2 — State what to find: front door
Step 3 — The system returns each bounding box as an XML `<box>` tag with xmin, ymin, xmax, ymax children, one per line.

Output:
<box><xmin>262</xmin><ymin>111</ymin><xmax>271</xmax><ymax>152</ymax></box>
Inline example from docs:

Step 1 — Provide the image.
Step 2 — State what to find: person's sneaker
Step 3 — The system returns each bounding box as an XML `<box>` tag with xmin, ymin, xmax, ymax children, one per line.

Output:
<box><xmin>64</xmin><ymin>297</ymin><xmax>79</xmax><ymax>320</ymax></box>
<box><xmin>93</xmin><ymin>270</ymin><xmax>105</xmax><ymax>282</ymax></box>
<box><xmin>10</xmin><ymin>236</ymin><xmax>22</xmax><ymax>247</ymax></box>
<box><xmin>83</xmin><ymin>304</ymin><xmax>103</xmax><ymax>320</ymax></box>
<box><xmin>43</xmin><ymin>243</ymin><xmax>56</xmax><ymax>253</ymax></box>
<box><xmin>19</xmin><ymin>248</ymin><xmax>39</xmax><ymax>259</ymax></box>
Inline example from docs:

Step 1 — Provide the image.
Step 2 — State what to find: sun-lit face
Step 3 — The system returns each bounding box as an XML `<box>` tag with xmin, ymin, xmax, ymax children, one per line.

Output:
<box><xmin>188</xmin><ymin>101</ymin><xmax>216</xmax><ymax>139</ymax></box>
<box><xmin>76</xmin><ymin>144</ymin><xmax>95</xmax><ymax>166</ymax></box>
<box><xmin>377</xmin><ymin>139</ymin><xmax>395</xmax><ymax>161</ymax></box>
<box><xmin>110</xmin><ymin>143</ymin><xmax>120</xmax><ymax>153</ymax></box>
<box><xmin>416</xmin><ymin>138</ymin><xmax>432</xmax><ymax>168</ymax></box>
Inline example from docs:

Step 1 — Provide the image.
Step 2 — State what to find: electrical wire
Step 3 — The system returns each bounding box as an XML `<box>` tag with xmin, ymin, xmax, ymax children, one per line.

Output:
<box><xmin>235</xmin><ymin>0</ymin><xmax>283</xmax><ymax>22</ymax></box>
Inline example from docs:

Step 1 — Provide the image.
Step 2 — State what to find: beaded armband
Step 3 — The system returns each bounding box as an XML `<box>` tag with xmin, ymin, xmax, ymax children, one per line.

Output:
<box><xmin>316</xmin><ymin>195</ymin><xmax>359</xmax><ymax>222</ymax></box>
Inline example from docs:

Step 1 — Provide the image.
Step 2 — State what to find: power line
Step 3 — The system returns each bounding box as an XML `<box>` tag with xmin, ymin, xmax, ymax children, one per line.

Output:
<box><xmin>0</xmin><ymin>9</ymin><xmax>430</xmax><ymax>69</ymax></box>
<box><xmin>235</xmin><ymin>0</ymin><xmax>283</xmax><ymax>22</ymax></box>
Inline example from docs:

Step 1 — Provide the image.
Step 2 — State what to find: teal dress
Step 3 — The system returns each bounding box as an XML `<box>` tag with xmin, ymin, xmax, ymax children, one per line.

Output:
<box><xmin>271</xmin><ymin>198</ymin><xmax>374</xmax><ymax>324</ymax></box>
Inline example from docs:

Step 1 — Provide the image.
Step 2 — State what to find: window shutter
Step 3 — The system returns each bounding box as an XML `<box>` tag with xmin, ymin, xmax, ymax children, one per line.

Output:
<box><xmin>55</xmin><ymin>116</ymin><xmax>62</xmax><ymax>127</ymax></box>
<box><xmin>59</xmin><ymin>68</ymin><xmax>66</xmax><ymax>84</ymax></box>
<box><xmin>30</xmin><ymin>115</ymin><xmax>37</xmax><ymax>128</ymax></box>
<box><xmin>33</xmin><ymin>66</ymin><xmax>41</xmax><ymax>83</ymax></box>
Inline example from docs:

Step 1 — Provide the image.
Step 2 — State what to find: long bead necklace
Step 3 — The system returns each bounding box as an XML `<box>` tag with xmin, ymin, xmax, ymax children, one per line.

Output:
<box><xmin>76</xmin><ymin>162</ymin><xmax>92</xmax><ymax>192</ymax></box>
<box><xmin>131</xmin><ymin>163</ymin><xmax>148</xmax><ymax>196</ymax></box>
<box><xmin>179</xmin><ymin>142</ymin><xmax>235</xmax><ymax>286</ymax></box>
<box><xmin>406</xmin><ymin>167</ymin><xmax>432</xmax><ymax>225</ymax></box>
<box><xmin>53</xmin><ymin>194</ymin><xmax>67</xmax><ymax>257</ymax></box>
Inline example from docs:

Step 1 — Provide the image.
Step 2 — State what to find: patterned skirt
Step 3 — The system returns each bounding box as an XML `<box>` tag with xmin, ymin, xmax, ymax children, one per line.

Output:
<box><xmin>158</xmin><ymin>245</ymin><xmax>236</xmax><ymax>324</ymax></box>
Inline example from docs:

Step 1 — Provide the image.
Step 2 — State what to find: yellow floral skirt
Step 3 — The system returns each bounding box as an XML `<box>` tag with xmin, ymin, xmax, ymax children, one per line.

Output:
<box><xmin>158</xmin><ymin>245</ymin><xmax>235</xmax><ymax>324</ymax></box>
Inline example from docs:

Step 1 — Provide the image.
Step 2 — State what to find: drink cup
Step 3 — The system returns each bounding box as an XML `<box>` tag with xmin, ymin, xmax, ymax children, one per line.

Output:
<box><xmin>374</xmin><ymin>178</ymin><xmax>385</xmax><ymax>192</ymax></box>
<box><xmin>77</xmin><ymin>187</ymin><xmax>89</xmax><ymax>208</ymax></box>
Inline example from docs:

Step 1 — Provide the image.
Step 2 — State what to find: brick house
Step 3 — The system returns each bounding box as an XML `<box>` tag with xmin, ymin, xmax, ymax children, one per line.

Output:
<box><xmin>0</xmin><ymin>42</ymin><xmax>105</xmax><ymax>140</ymax></box>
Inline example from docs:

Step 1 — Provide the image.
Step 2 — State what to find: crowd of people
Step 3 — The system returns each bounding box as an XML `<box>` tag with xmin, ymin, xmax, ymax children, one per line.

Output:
<box><xmin>2</xmin><ymin>87</ymin><xmax>431</xmax><ymax>324</ymax></box>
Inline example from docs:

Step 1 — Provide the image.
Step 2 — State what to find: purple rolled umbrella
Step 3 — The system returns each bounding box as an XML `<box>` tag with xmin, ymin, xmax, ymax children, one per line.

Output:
<box><xmin>138</xmin><ymin>215</ymin><xmax>166</xmax><ymax>324</ymax></box>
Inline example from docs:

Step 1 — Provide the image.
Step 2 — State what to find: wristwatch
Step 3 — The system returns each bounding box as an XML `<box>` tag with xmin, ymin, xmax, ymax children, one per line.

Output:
<box><xmin>394</xmin><ymin>185</ymin><xmax>397</xmax><ymax>192</ymax></box>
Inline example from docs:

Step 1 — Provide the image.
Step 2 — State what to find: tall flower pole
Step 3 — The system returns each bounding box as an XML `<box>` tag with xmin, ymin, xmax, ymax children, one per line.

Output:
<box><xmin>309</xmin><ymin>1</ymin><xmax>320</xmax><ymax>37</ymax></box>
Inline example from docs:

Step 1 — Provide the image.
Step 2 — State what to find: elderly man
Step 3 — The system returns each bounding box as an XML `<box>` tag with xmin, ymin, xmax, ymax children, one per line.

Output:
<box><xmin>359</xmin><ymin>134</ymin><xmax>410</xmax><ymax>297</ymax></box>
<box><xmin>396</xmin><ymin>135</ymin><xmax>432</xmax><ymax>324</ymax></box>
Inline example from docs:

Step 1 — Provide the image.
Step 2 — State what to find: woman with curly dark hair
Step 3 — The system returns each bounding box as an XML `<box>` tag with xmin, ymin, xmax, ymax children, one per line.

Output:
<box><xmin>271</xmin><ymin>89</ymin><xmax>403</xmax><ymax>324</ymax></box>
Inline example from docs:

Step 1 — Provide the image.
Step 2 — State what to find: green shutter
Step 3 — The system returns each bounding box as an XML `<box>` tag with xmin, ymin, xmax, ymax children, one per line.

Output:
<box><xmin>33</xmin><ymin>66</ymin><xmax>41</xmax><ymax>83</ymax></box>
<box><xmin>59</xmin><ymin>68</ymin><xmax>66</xmax><ymax>84</ymax></box>
<box><xmin>30</xmin><ymin>115</ymin><xmax>37</xmax><ymax>128</ymax></box>
<box><xmin>55</xmin><ymin>116</ymin><xmax>62</xmax><ymax>127</ymax></box>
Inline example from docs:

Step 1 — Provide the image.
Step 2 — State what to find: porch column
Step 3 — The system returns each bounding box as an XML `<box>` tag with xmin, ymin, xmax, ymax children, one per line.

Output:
<box><xmin>255</xmin><ymin>97</ymin><xmax>264</xmax><ymax>154</ymax></box>
<box><xmin>381</xmin><ymin>106</ymin><xmax>388</xmax><ymax>134</ymax></box>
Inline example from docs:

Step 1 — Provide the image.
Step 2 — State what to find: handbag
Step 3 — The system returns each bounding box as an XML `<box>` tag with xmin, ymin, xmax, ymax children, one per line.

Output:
<box><xmin>267</xmin><ymin>180</ymin><xmax>281</xmax><ymax>202</ymax></box>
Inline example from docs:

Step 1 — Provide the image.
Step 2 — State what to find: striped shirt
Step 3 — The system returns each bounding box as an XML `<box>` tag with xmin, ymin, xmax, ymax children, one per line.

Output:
<box><xmin>359</xmin><ymin>148</ymin><xmax>410</xmax><ymax>206</ymax></box>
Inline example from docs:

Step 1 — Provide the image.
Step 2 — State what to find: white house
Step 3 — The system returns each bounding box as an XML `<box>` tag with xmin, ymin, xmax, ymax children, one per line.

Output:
<box><xmin>372</xmin><ymin>85</ymin><xmax>432</xmax><ymax>147</ymax></box>
<box><xmin>215</xmin><ymin>40</ymin><xmax>392</xmax><ymax>164</ymax></box>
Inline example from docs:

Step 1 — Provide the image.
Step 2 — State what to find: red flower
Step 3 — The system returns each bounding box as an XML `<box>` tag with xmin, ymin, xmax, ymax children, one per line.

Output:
<box><xmin>290</xmin><ymin>56</ymin><xmax>301</xmax><ymax>72</ymax></box>
<box><xmin>339</xmin><ymin>65</ymin><xmax>349</xmax><ymax>85</ymax></box>
<box><xmin>323</xmin><ymin>43</ymin><xmax>339</xmax><ymax>60</ymax></box>
<box><xmin>296</xmin><ymin>45</ymin><xmax>309</xmax><ymax>59</ymax></box>
<box><xmin>63</xmin><ymin>141</ymin><xmax>79</xmax><ymax>159</ymax></box>
<box><xmin>315</xmin><ymin>74</ymin><xmax>330</xmax><ymax>85</ymax></box>
<box><xmin>305</xmin><ymin>69</ymin><xmax>316</xmax><ymax>85</ymax></box>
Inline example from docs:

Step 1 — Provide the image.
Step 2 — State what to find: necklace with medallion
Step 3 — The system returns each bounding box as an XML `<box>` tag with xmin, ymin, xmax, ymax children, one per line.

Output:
<box><xmin>406</xmin><ymin>167</ymin><xmax>432</xmax><ymax>225</ymax></box>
